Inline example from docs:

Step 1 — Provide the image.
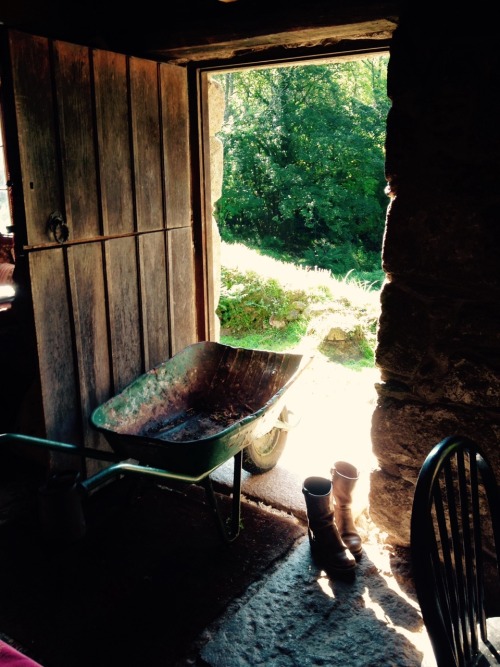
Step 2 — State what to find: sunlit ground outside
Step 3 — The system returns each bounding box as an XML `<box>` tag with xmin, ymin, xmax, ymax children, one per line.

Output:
<box><xmin>279</xmin><ymin>352</ymin><xmax>379</xmax><ymax>485</ymax></box>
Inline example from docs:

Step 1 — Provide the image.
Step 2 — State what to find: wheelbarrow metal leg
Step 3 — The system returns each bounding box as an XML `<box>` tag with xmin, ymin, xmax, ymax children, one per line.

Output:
<box><xmin>202</xmin><ymin>450</ymin><xmax>243</xmax><ymax>544</ymax></box>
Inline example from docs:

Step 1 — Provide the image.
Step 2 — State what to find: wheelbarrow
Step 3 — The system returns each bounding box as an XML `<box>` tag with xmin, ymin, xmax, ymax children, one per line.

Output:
<box><xmin>90</xmin><ymin>342</ymin><xmax>312</xmax><ymax>541</ymax></box>
<box><xmin>1</xmin><ymin>342</ymin><xmax>312</xmax><ymax>543</ymax></box>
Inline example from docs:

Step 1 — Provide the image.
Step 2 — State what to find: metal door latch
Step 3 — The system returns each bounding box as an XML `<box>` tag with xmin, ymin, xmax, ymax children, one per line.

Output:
<box><xmin>46</xmin><ymin>211</ymin><xmax>69</xmax><ymax>244</ymax></box>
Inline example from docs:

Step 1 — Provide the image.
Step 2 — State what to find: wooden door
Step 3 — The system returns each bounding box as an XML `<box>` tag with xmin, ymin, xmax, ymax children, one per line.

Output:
<box><xmin>1</xmin><ymin>29</ymin><xmax>202</xmax><ymax>474</ymax></box>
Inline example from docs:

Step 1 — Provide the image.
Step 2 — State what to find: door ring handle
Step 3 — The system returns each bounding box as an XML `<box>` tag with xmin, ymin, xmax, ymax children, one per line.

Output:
<box><xmin>46</xmin><ymin>211</ymin><xmax>69</xmax><ymax>244</ymax></box>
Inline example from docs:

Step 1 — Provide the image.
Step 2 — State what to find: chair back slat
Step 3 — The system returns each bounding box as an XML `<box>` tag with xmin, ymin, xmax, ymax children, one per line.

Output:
<box><xmin>468</xmin><ymin>454</ymin><xmax>486</xmax><ymax>644</ymax></box>
<box><xmin>411</xmin><ymin>435</ymin><xmax>500</xmax><ymax>667</ymax></box>
<box><xmin>431</xmin><ymin>480</ymin><xmax>461</xmax><ymax>664</ymax></box>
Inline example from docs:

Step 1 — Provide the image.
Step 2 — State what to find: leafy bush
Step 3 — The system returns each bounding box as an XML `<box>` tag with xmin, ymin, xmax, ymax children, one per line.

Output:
<box><xmin>217</xmin><ymin>266</ymin><xmax>310</xmax><ymax>334</ymax></box>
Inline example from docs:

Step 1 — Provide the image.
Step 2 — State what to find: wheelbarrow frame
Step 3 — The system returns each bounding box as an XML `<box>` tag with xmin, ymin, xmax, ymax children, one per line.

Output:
<box><xmin>1</xmin><ymin>343</ymin><xmax>312</xmax><ymax>543</ymax></box>
<box><xmin>1</xmin><ymin>432</ymin><xmax>252</xmax><ymax>543</ymax></box>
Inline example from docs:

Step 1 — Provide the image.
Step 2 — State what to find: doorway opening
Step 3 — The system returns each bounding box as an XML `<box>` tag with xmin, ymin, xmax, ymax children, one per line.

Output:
<box><xmin>0</xmin><ymin>112</ymin><xmax>15</xmax><ymax>312</ymax></box>
<box><xmin>206</xmin><ymin>51</ymin><xmax>389</xmax><ymax>518</ymax></box>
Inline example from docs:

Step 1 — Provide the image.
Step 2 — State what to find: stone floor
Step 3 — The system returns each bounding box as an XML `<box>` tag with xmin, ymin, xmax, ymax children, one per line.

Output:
<box><xmin>191</xmin><ymin>530</ymin><xmax>437</xmax><ymax>667</ymax></box>
<box><xmin>204</xmin><ymin>353</ymin><xmax>438</xmax><ymax>667</ymax></box>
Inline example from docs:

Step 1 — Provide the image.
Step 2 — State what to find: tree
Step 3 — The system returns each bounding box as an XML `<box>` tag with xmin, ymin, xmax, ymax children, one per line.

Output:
<box><xmin>213</xmin><ymin>55</ymin><xmax>390</xmax><ymax>282</ymax></box>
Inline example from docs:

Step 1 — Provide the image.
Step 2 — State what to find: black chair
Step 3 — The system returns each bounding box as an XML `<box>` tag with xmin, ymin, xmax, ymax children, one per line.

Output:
<box><xmin>411</xmin><ymin>435</ymin><xmax>500</xmax><ymax>666</ymax></box>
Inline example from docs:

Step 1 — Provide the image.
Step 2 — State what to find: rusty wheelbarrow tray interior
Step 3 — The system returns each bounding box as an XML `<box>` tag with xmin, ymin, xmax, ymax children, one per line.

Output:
<box><xmin>91</xmin><ymin>342</ymin><xmax>311</xmax><ymax>477</ymax></box>
<box><xmin>2</xmin><ymin>342</ymin><xmax>312</xmax><ymax>543</ymax></box>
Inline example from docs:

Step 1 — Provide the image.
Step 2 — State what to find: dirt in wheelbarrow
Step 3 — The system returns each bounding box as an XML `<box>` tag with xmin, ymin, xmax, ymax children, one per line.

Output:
<box><xmin>0</xmin><ymin>474</ymin><xmax>306</xmax><ymax>667</ymax></box>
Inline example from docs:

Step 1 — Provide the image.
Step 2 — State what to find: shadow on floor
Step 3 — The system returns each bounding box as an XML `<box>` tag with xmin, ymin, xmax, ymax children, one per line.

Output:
<box><xmin>0</xmin><ymin>466</ymin><xmax>305</xmax><ymax>667</ymax></box>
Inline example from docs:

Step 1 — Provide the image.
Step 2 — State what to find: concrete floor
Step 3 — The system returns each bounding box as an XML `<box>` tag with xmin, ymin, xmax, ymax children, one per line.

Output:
<box><xmin>191</xmin><ymin>535</ymin><xmax>437</xmax><ymax>667</ymax></box>
<box><xmin>202</xmin><ymin>354</ymin><xmax>438</xmax><ymax>667</ymax></box>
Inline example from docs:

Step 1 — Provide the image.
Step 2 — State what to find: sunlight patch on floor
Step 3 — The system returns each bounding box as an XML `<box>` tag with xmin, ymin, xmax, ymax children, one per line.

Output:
<box><xmin>279</xmin><ymin>353</ymin><xmax>380</xmax><ymax>485</ymax></box>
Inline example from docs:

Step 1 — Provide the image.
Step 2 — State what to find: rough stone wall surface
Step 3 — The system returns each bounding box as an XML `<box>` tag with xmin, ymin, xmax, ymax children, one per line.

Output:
<box><xmin>370</xmin><ymin>9</ymin><xmax>500</xmax><ymax>546</ymax></box>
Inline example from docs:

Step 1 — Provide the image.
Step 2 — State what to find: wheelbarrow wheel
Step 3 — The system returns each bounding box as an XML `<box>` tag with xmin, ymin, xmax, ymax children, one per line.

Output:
<box><xmin>242</xmin><ymin>406</ymin><xmax>289</xmax><ymax>475</ymax></box>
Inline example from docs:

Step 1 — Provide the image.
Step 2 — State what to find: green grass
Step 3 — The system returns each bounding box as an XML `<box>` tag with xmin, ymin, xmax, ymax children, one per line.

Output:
<box><xmin>220</xmin><ymin>320</ymin><xmax>309</xmax><ymax>352</ymax></box>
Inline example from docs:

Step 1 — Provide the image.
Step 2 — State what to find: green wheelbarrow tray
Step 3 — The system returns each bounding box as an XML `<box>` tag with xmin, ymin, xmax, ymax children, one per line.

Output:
<box><xmin>90</xmin><ymin>341</ymin><xmax>312</xmax><ymax>480</ymax></box>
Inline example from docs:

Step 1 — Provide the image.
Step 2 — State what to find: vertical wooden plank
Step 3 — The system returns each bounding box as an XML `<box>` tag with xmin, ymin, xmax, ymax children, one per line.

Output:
<box><xmin>168</xmin><ymin>227</ymin><xmax>197</xmax><ymax>354</ymax></box>
<box><xmin>138</xmin><ymin>231</ymin><xmax>170</xmax><ymax>370</ymax></box>
<box><xmin>105</xmin><ymin>236</ymin><xmax>142</xmax><ymax>392</ymax></box>
<box><xmin>29</xmin><ymin>249</ymin><xmax>80</xmax><ymax>445</ymax></box>
<box><xmin>130</xmin><ymin>57</ymin><xmax>164</xmax><ymax>232</ymax></box>
<box><xmin>53</xmin><ymin>41</ymin><xmax>100</xmax><ymax>240</ymax></box>
<box><xmin>66</xmin><ymin>243</ymin><xmax>111</xmax><ymax>463</ymax></box>
<box><xmin>93</xmin><ymin>49</ymin><xmax>134</xmax><ymax>236</ymax></box>
<box><xmin>9</xmin><ymin>30</ymin><xmax>62</xmax><ymax>246</ymax></box>
<box><xmin>160</xmin><ymin>63</ymin><xmax>192</xmax><ymax>229</ymax></box>
<box><xmin>161</xmin><ymin>61</ymin><xmax>204</xmax><ymax>352</ymax></box>
<box><xmin>199</xmin><ymin>71</ymin><xmax>217</xmax><ymax>340</ymax></box>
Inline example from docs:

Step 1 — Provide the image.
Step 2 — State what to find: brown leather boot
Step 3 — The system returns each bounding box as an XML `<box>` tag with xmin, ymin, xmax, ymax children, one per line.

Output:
<box><xmin>331</xmin><ymin>462</ymin><xmax>362</xmax><ymax>560</ymax></box>
<box><xmin>302</xmin><ymin>476</ymin><xmax>356</xmax><ymax>578</ymax></box>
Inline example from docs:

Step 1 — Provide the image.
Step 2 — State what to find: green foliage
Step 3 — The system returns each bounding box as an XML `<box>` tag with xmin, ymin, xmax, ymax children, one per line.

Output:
<box><xmin>358</xmin><ymin>337</ymin><xmax>376</xmax><ymax>363</ymax></box>
<box><xmin>342</xmin><ymin>355</ymin><xmax>376</xmax><ymax>371</ymax></box>
<box><xmin>212</xmin><ymin>55</ymin><xmax>389</xmax><ymax>279</ymax></box>
<box><xmin>217</xmin><ymin>266</ymin><xmax>309</xmax><ymax>334</ymax></box>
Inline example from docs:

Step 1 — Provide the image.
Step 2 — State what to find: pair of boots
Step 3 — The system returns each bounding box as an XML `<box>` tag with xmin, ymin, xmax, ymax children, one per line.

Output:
<box><xmin>302</xmin><ymin>462</ymin><xmax>362</xmax><ymax>578</ymax></box>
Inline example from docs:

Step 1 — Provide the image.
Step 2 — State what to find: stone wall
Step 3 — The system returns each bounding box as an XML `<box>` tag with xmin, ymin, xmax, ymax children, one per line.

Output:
<box><xmin>369</xmin><ymin>9</ymin><xmax>500</xmax><ymax>545</ymax></box>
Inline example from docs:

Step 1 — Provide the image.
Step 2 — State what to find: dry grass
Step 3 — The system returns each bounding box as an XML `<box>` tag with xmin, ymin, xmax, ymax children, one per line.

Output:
<box><xmin>220</xmin><ymin>240</ymin><xmax>381</xmax><ymax>313</ymax></box>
